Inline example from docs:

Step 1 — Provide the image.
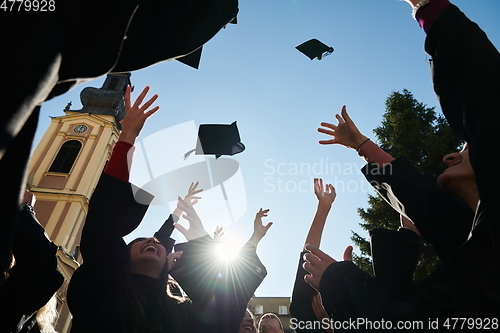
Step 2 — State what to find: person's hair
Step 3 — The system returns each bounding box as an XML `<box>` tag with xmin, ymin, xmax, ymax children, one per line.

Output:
<box><xmin>259</xmin><ymin>313</ymin><xmax>283</xmax><ymax>331</ymax></box>
<box><xmin>126</xmin><ymin>238</ymin><xmax>190</xmax><ymax>333</ymax></box>
<box><xmin>36</xmin><ymin>294</ymin><xmax>58</xmax><ymax>333</ymax></box>
<box><xmin>128</xmin><ymin>277</ymin><xmax>190</xmax><ymax>333</ymax></box>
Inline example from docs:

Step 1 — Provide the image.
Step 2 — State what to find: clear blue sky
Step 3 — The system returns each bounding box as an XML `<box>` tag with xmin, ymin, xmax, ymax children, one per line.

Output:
<box><xmin>35</xmin><ymin>0</ymin><xmax>500</xmax><ymax>297</ymax></box>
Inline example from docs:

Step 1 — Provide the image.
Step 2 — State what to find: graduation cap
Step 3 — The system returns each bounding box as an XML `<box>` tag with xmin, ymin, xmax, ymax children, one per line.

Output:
<box><xmin>184</xmin><ymin>121</ymin><xmax>245</xmax><ymax>159</ymax></box>
<box><xmin>296</xmin><ymin>39</ymin><xmax>334</xmax><ymax>60</ymax></box>
<box><xmin>176</xmin><ymin>47</ymin><xmax>203</xmax><ymax>69</ymax></box>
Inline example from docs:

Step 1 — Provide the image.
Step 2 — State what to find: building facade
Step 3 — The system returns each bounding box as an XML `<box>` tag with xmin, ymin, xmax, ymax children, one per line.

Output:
<box><xmin>27</xmin><ymin>74</ymin><xmax>130</xmax><ymax>331</ymax></box>
<box><xmin>249</xmin><ymin>296</ymin><xmax>294</xmax><ymax>332</ymax></box>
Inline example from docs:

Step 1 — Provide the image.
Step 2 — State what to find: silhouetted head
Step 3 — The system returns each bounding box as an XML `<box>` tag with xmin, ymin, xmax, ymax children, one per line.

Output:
<box><xmin>258</xmin><ymin>313</ymin><xmax>284</xmax><ymax>333</ymax></box>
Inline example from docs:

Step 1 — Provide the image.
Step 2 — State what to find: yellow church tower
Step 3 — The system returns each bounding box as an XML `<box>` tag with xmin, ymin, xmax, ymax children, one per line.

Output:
<box><xmin>27</xmin><ymin>73</ymin><xmax>131</xmax><ymax>332</ymax></box>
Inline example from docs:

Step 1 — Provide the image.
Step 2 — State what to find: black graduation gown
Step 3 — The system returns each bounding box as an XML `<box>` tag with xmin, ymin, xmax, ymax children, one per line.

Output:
<box><xmin>318</xmin><ymin>5</ymin><xmax>500</xmax><ymax>330</ymax></box>
<box><xmin>0</xmin><ymin>0</ymin><xmax>238</xmax><ymax>277</ymax></box>
<box><xmin>0</xmin><ymin>109</ymin><xmax>39</xmax><ymax>285</ymax></box>
<box><xmin>170</xmin><ymin>237</ymin><xmax>267</xmax><ymax>333</ymax></box>
<box><xmin>153</xmin><ymin>206</ymin><xmax>267</xmax><ymax>333</ymax></box>
<box><xmin>67</xmin><ymin>173</ymin><xmax>158</xmax><ymax>333</ymax></box>
<box><xmin>0</xmin><ymin>204</ymin><xmax>64</xmax><ymax>333</ymax></box>
<box><xmin>317</xmin><ymin>141</ymin><xmax>497</xmax><ymax>330</ymax></box>
<box><xmin>290</xmin><ymin>250</ymin><xmax>325</xmax><ymax>333</ymax></box>
<box><xmin>424</xmin><ymin>4</ymin><xmax>500</xmax><ymax>257</ymax></box>
<box><xmin>154</xmin><ymin>214</ymin><xmax>178</xmax><ymax>254</ymax></box>
<box><xmin>290</xmin><ymin>228</ymin><xmax>420</xmax><ymax>333</ymax></box>
<box><xmin>369</xmin><ymin>228</ymin><xmax>420</xmax><ymax>301</ymax></box>
<box><xmin>68</xmin><ymin>173</ymin><xmax>265</xmax><ymax>333</ymax></box>
<box><xmin>362</xmin><ymin>156</ymin><xmax>473</xmax><ymax>261</ymax></box>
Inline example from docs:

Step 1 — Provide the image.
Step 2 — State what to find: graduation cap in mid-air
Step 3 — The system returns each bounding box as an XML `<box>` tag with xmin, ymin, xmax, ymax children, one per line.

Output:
<box><xmin>184</xmin><ymin>121</ymin><xmax>245</xmax><ymax>159</ymax></box>
<box><xmin>296</xmin><ymin>39</ymin><xmax>334</xmax><ymax>60</ymax></box>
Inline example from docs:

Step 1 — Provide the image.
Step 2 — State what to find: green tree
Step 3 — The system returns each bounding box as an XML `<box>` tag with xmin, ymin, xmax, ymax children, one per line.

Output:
<box><xmin>351</xmin><ymin>89</ymin><xmax>462</xmax><ymax>282</ymax></box>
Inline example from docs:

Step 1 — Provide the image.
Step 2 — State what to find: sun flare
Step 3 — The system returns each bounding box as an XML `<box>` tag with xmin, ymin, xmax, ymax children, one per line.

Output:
<box><xmin>214</xmin><ymin>239</ymin><xmax>242</xmax><ymax>262</ymax></box>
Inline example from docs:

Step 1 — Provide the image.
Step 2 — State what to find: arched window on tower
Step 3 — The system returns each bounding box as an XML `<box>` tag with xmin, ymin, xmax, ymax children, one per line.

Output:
<box><xmin>48</xmin><ymin>140</ymin><xmax>82</xmax><ymax>173</ymax></box>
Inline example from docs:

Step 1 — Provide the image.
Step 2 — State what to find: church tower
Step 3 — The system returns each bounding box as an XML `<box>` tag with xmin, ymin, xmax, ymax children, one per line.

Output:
<box><xmin>27</xmin><ymin>73</ymin><xmax>131</xmax><ymax>332</ymax></box>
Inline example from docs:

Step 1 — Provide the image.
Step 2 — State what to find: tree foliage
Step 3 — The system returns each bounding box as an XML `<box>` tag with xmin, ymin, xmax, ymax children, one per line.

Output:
<box><xmin>351</xmin><ymin>89</ymin><xmax>462</xmax><ymax>282</ymax></box>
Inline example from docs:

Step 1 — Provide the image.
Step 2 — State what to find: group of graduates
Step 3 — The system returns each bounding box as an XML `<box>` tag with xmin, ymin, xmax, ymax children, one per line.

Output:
<box><xmin>1</xmin><ymin>0</ymin><xmax>499</xmax><ymax>332</ymax></box>
<box><xmin>291</xmin><ymin>0</ymin><xmax>500</xmax><ymax>331</ymax></box>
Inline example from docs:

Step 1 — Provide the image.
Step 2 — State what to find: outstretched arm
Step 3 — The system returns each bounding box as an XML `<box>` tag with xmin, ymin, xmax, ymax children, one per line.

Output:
<box><xmin>118</xmin><ymin>85</ymin><xmax>159</xmax><ymax>145</ymax></box>
<box><xmin>154</xmin><ymin>182</ymin><xmax>203</xmax><ymax>252</ymax></box>
<box><xmin>82</xmin><ymin>85</ymin><xmax>159</xmax><ymax>260</ymax></box>
<box><xmin>402</xmin><ymin>0</ymin><xmax>451</xmax><ymax>33</ymax></box>
<box><xmin>318</xmin><ymin>105</ymin><xmax>369</xmax><ymax>150</ymax></box>
<box><xmin>174</xmin><ymin>196</ymin><xmax>209</xmax><ymax>241</ymax></box>
<box><xmin>290</xmin><ymin>179</ymin><xmax>340</xmax><ymax>333</ymax></box>
<box><xmin>318</xmin><ymin>105</ymin><xmax>394</xmax><ymax>167</ymax></box>
<box><xmin>247</xmin><ymin>208</ymin><xmax>273</xmax><ymax>247</ymax></box>
<box><xmin>104</xmin><ymin>85</ymin><xmax>159</xmax><ymax>182</ymax></box>
<box><xmin>171</xmin><ymin>204</ymin><xmax>267</xmax><ymax>333</ymax></box>
<box><xmin>172</xmin><ymin>182</ymin><xmax>203</xmax><ymax>218</ymax></box>
<box><xmin>304</xmin><ymin>178</ymin><xmax>336</xmax><ymax>249</ymax></box>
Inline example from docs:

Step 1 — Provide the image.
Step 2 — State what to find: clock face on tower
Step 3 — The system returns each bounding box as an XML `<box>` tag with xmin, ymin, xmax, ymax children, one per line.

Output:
<box><xmin>74</xmin><ymin>125</ymin><xmax>88</xmax><ymax>133</ymax></box>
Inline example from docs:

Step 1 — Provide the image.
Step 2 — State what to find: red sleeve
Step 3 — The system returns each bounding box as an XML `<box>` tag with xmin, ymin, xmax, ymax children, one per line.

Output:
<box><xmin>357</xmin><ymin>140</ymin><xmax>395</xmax><ymax>167</ymax></box>
<box><xmin>416</xmin><ymin>0</ymin><xmax>451</xmax><ymax>33</ymax></box>
<box><xmin>104</xmin><ymin>141</ymin><xmax>134</xmax><ymax>182</ymax></box>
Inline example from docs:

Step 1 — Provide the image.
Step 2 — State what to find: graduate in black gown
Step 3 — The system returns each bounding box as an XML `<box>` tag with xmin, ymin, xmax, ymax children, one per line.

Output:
<box><xmin>0</xmin><ymin>0</ymin><xmax>239</xmax><ymax>281</ymax></box>
<box><xmin>302</xmin><ymin>1</ymin><xmax>500</xmax><ymax>330</ymax></box>
<box><xmin>0</xmin><ymin>191</ymin><xmax>63</xmax><ymax>333</ymax></box>
<box><xmin>68</xmin><ymin>85</ymin><xmax>269</xmax><ymax>333</ymax></box>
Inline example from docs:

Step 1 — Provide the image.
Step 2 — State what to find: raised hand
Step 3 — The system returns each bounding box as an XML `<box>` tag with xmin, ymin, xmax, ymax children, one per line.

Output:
<box><xmin>248</xmin><ymin>208</ymin><xmax>273</xmax><ymax>246</ymax></box>
<box><xmin>314</xmin><ymin>178</ymin><xmax>336</xmax><ymax>207</ymax></box>
<box><xmin>184</xmin><ymin>182</ymin><xmax>203</xmax><ymax>206</ymax></box>
<box><xmin>173</xmin><ymin>196</ymin><xmax>209</xmax><ymax>241</ymax></box>
<box><xmin>303</xmin><ymin>244</ymin><xmax>353</xmax><ymax>290</ymax></box>
<box><xmin>172</xmin><ymin>182</ymin><xmax>203</xmax><ymax>219</ymax></box>
<box><xmin>167</xmin><ymin>251</ymin><xmax>183</xmax><ymax>272</ymax></box>
<box><xmin>213</xmin><ymin>226</ymin><xmax>224</xmax><ymax>241</ymax></box>
<box><xmin>318</xmin><ymin>105</ymin><xmax>369</xmax><ymax>150</ymax></box>
<box><xmin>119</xmin><ymin>85</ymin><xmax>160</xmax><ymax>144</ymax></box>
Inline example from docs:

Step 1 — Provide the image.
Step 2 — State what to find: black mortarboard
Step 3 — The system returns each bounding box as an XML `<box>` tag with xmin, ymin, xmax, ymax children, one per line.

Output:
<box><xmin>184</xmin><ymin>121</ymin><xmax>245</xmax><ymax>159</ymax></box>
<box><xmin>176</xmin><ymin>47</ymin><xmax>203</xmax><ymax>69</ymax></box>
<box><xmin>296</xmin><ymin>39</ymin><xmax>334</xmax><ymax>60</ymax></box>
